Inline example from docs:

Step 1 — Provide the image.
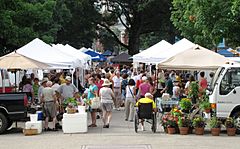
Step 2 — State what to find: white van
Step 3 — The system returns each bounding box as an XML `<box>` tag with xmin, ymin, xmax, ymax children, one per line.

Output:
<box><xmin>209</xmin><ymin>64</ymin><xmax>240</xmax><ymax>128</ymax></box>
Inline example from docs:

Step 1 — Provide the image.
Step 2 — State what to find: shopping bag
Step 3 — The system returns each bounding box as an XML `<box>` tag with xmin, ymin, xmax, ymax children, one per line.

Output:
<box><xmin>91</xmin><ymin>97</ymin><xmax>101</xmax><ymax>109</ymax></box>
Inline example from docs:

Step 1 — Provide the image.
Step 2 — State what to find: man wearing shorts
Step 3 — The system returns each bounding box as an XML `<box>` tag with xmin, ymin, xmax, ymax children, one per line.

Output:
<box><xmin>41</xmin><ymin>81</ymin><xmax>58</xmax><ymax>131</ymax></box>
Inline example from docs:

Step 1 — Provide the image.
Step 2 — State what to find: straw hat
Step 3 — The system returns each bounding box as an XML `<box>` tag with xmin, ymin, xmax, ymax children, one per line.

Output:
<box><xmin>65</xmin><ymin>76</ymin><xmax>71</xmax><ymax>81</ymax></box>
<box><xmin>41</xmin><ymin>77</ymin><xmax>49</xmax><ymax>84</ymax></box>
<box><xmin>145</xmin><ymin>92</ymin><xmax>153</xmax><ymax>98</ymax></box>
<box><xmin>102</xmin><ymin>79</ymin><xmax>112</xmax><ymax>86</ymax></box>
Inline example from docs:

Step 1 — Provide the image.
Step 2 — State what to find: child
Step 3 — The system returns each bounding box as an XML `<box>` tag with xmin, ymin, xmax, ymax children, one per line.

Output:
<box><xmin>172</xmin><ymin>81</ymin><xmax>180</xmax><ymax>100</ymax></box>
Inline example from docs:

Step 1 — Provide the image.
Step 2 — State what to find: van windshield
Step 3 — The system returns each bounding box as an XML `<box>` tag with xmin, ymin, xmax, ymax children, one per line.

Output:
<box><xmin>210</xmin><ymin>67</ymin><xmax>225</xmax><ymax>90</ymax></box>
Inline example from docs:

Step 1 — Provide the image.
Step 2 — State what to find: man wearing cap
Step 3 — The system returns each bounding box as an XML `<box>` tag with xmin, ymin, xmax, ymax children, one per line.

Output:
<box><xmin>136</xmin><ymin>93</ymin><xmax>157</xmax><ymax>131</ymax></box>
<box><xmin>57</xmin><ymin>76</ymin><xmax>78</xmax><ymax>101</ymax></box>
<box><xmin>38</xmin><ymin>77</ymin><xmax>49</xmax><ymax>103</ymax></box>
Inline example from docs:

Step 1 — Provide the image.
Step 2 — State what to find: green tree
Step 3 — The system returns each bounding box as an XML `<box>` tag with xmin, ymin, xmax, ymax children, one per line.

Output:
<box><xmin>0</xmin><ymin>0</ymin><xmax>70</xmax><ymax>55</ymax></box>
<box><xmin>56</xmin><ymin>0</ymin><xmax>100</xmax><ymax>48</ymax></box>
<box><xmin>98</xmin><ymin>0</ymin><xmax>176</xmax><ymax>55</ymax></box>
<box><xmin>171</xmin><ymin>0</ymin><xmax>239</xmax><ymax>48</ymax></box>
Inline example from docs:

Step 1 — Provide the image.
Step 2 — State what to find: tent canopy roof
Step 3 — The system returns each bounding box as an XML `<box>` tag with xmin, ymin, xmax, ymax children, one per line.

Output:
<box><xmin>158</xmin><ymin>45</ymin><xmax>232</xmax><ymax>70</ymax></box>
<box><xmin>111</xmin><ymin>53</ymin><xmax>132</xmax><ymax>63</ymax></box>
<box><xmin>218</xmin><ymin>49</ymin><xmax>234</xmax><ymax>57</ymax></box>
<box><xmin>17</xmin><ymin>38</ymin><xmax>81</xmax><ymax>68</ymax></box>
<box><xmin>133</xmin><ymin>40</ymin><xmax>172</xmax><ymax>64</ymax></box>
<box><xmin>84</xmin><ymin>50</ymin><xmax>106</xmax><ymax>61</ymax></box>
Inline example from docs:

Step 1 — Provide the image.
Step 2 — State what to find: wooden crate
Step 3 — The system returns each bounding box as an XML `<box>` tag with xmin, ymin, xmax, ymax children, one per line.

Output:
<box><xmin>23</xmin><ymin>129</ymin><xmax>38</xmax><ymax>136</ymax></box>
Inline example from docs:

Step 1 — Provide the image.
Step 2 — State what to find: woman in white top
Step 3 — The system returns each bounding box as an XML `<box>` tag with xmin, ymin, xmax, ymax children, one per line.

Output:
<box><xmin>125</xmin><ymin>79</ymin><xmax>136</xmax><ymax>122</ymax></box>
<box><xmin>172</xmin><ymin>81</ymin><xmax>180</xmax><ymax>100</ymax></box>
<box><xmin>99</xmin><ymin>79</ymin><xmax>115</xmax><ymax>128</ymax></box>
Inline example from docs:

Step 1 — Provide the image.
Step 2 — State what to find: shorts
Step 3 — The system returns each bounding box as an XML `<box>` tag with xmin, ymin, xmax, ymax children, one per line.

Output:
<box><xmin>101</xmin><ymin>103</ymin><xmax>113</xmax><ymax>112</ymax></box>
<box><xmin>44</xmin><ymin>101</ymin><xmax>57</xmax><ymax>118</ymax></box>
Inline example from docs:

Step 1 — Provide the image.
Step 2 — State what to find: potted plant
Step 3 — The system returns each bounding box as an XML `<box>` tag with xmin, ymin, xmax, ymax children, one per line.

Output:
<box><xmin>200</xmin><ymin>101</ymin><xmax>211</xmax><ymax>113</ymax></box>
<box><xmin>225</xmin><ymin>117</ymin><xmax>237</xmax><ymax>136</ymax></box>
<box><xmin>162</xmin><ymin>113</ymin><xmax>178</xmax><ymax>134</ymax></box>
<box><xmin>188</xmin><ymin>81</ymin><xmax>199</xmax><ymax>104</ymax></box>
<box><xmin>178</xmin><ymin>116</ymin><xmax>191</xmax><ymax>135</ymax></box>
<box><xmin>192</xmin><ymin>117</ymin><xmax>206</xmax><ymax>135</ymax></box>
<box><xmin>209</xmin><ymin>117</ymin><xmax>222</xmax><ymax>136</ymax></box>
<box><xmin>179</xmin><ymin>98</ymin><xmax>192</xmax><ymax>113</ymax></box>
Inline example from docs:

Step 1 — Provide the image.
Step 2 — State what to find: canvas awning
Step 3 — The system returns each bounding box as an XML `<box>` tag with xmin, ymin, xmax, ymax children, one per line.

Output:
<box><xmin>17</xmin><ymin>38</ymin><xmax>82</xmax><ymax>69</ymax></box>
<box><xmin>158</xmin><ymin>45</ymin><xmax>232</xmax><ymax>70</ymax></box>
<box><xmin>133</xmin><ymin>40</ymin><xmax>172</xmax><ymax>64</ymax></box>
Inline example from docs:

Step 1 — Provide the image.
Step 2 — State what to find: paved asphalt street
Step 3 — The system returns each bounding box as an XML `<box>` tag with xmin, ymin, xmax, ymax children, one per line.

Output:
<box><xmin>0</xmin><ymin>110</ymin><xmax>240</xmax><ymax>149</ymax></box>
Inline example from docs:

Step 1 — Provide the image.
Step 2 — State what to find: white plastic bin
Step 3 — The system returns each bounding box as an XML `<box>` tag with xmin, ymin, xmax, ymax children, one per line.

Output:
<box><xmin>30</xmin><ymin>114</ymin><xmax>38</xmax><ymax>122</ymax></box>
<box><xmin>78</xmin><ymin>106</ymin><xmax>85</xmax><ymax>113</ymax></box>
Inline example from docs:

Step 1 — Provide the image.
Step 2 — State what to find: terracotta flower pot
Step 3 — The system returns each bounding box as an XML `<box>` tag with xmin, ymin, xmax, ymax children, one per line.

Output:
<box><xmin>179</xmin><ymin>127</ymin><xmax>189</xmax><ymax>135</ymax></box>
<box><xmin>195</xmin><ymin>127</ymin><xmax>204</xmax><ymax>135</ymax></box>
<box><xmin>167</xmin><ymin>127</ymin><xmax>176</xmax><ymax>134</ymax></box>
<box><xmin>227</xmin><ymin>128</ymin><xmax>236</xmax><ymax>136</ymax></box>
<box><xmin>204</xmin><ymin>109</ymin><xmax>211</xmax><ymax>113</ymax></box>
<box><xmin>211</xmin><ymin>128</ymin><xmax>221</xmax><ymax>136</ymax></box>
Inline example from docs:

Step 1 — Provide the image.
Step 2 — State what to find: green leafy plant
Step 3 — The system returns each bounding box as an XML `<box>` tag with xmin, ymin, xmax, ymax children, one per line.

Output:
<box><xmin>178</xmin><ymin>116</ymin><xmax>191</xmax><ymax>127</ymax></box>
<box><xmin>192</xmin><ymin>117</ymin><xmax>206</xmax><ymax>128</ymax></box>
<box><xmin>225</xmin><ymin>117</ymin><xmax>236</xmax><ymax>128</ymax></box>
<box><xmin>188</xmin><ymin>81</ymin><xmax>199</xmax><ymax>103</ymax></box>
<box><xmin>179</xmin><ymin>98</ymin><xmax>192</xmax><ymax>111</ymax></box>
<box><xmin>63</xmin><ymin>97</ymin><xmax>78</xmax><ymax>107</ymax></box>
<box><xmin>200</xmin><ymin>101</ymin><xmax>211</xmax><ymax>110</ymax></box>
<box><xmin>209</xmin><ymin>117</ymin><xmax>222</xmax><ymax>128</ymax></box>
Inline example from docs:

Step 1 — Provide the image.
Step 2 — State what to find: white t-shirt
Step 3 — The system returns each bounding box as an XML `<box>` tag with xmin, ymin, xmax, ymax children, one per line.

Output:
<box><xmin>172</xmin><ymin>86</ymin><xmax>180</xmax><ymax>99</ymax></box>
<box><xmin>52</xmin><ymin>83</ymin><xmax>60</xmax><ymax>92</ymax></box>
<box><xmin>42</xmin><ymin>87</ymin><xmax>55</xmax><ymax>102</ymax></box>
<box><xmin>99</xmin><ymin>87</ymin><xmax>114</xmax><ymax>103</ymax></box>
<box><xmin>126</xmin><ymin>85</ymin><xmax>135</xmax><ymax>102</ymax></box>
<box><xmin>112</xmin><ymin>76</ymin><xmax>122</xmax><ymax>88</ymax></box>
<box><xmin>185</xmin><ymin>81</ymin><xmax>190</xmax><ymax>89</ymax></box>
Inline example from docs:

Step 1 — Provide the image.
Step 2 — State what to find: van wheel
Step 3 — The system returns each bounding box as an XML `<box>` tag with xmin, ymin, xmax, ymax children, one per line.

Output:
<box><xmin>233</xmin><ymin>111</ymin><xmax>240</xmax><ymax>134</ymax></box>
<box><xmin>0</xmin><ymin>113</ymin><xmax>8</xmax><ymax>134</ymax></box>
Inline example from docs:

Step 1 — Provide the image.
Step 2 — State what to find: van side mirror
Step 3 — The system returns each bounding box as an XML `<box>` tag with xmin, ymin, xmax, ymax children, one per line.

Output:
<box><xmin>233</xmin><ymin>89</ymin><xmax>237</xmax><ymax>94</ymax></box>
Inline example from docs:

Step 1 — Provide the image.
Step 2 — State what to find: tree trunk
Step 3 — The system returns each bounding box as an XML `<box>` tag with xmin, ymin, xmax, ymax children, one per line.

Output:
<box><xmin>128</xmin><ymin>31</ymin><xmax>140</xmax><ymax>56</ymax></box>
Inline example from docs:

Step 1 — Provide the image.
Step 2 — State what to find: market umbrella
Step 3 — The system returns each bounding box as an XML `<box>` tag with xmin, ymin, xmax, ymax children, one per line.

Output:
<box><xmin>0</xmin><ymin>52</ymin><xmax>50</xmax><ymax>91</ymax></box>
<box><xmin>0</xmin><ymin>52</ymin><xmax>50</xmax><ymax>69</ymax></box>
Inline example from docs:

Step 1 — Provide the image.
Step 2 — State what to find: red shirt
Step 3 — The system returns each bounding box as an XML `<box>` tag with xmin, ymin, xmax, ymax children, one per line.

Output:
<box><xmin>200</xmin><ymin>78</ymin><xmax>207</xmax><ymax>90</ymax></box>
<box><xmin>95</xmin><ymin>80</ymin><xmax>104</xmax><ymax>94</ymax></box>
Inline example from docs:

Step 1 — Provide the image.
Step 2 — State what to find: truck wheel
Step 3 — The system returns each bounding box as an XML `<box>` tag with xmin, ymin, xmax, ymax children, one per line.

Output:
<box><xmin>0</xmin><ymin>113</ymin><xmax>8</xmax><ymax>134</ymax></box>
<box><xmin>7</xmin><ymin>120</ymin><xmax>13</xmax><ymax>130</ymax></box>
<box><xmin>233</xmin><ymin>111</ymin><xmax>240</xmax><ymax>134</ymax></box>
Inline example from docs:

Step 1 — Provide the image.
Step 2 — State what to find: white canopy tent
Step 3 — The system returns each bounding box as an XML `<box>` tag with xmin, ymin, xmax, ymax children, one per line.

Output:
<box><xmin>52</xmin><ymin>44</ymin><xmax>91</xmax><ymax>69</ymax></box>
<box><xmin>228</xmin><ymin>57</ymin><xmax>240</xmax><ymax>63</ymax></box>
<box><xmin>158</xmin><ymin>44</ymin><xmax>232</xmax><ymax>70</ymax></box>
<box><xmin>133</xmin><ymin>40</ymin><xmax>172</xmax><ymax>64</ymax></box>
<box><xmin>17</xmin><ymin>38</ymin><xmax>82</xmax><ymax>69</ymax></box>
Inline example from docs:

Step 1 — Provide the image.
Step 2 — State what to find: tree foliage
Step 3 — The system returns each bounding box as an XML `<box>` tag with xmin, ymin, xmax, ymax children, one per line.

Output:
<box><xmin>98</xmin><ymin>0</ymin><xmax>176</xmax><ymax>55</ymax></box>
<box><xmin>0</xmin><ymin>0</ymin><xmax>99</xmax><ymax>56</ymax></box>
<box><xmin>56</xmin><ymin>0</ymin><xmax>100</xmax><ymax>48</ymax></box>
<box><xmin>171</xmin><ymin>0</ymin><xmax>240</xmax><ymax>48</ymax></box>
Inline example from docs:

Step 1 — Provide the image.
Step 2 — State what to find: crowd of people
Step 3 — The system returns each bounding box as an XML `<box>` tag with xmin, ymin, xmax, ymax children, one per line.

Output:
<box><xmin>18</xmin><ymin>64</ymin><xmax>213</xmax><ymax>131</ymax></box>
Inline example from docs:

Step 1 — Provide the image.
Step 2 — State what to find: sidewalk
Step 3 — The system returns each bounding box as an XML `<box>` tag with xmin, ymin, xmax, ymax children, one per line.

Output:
<box><xmin>0</xmin><ymin>110</ymin><xmax>240</xmax><ymax>149</ymax></box>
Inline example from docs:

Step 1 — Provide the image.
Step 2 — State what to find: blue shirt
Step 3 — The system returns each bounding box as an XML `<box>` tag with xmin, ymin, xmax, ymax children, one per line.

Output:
<box><xmin>88</xmin><ymin>85</ymin><xmax>98</xmax><ymax>99</ymax></box>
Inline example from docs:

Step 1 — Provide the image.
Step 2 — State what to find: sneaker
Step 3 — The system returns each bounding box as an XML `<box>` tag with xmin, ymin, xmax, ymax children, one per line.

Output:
<box><xmin>106</xmin><ymin>124</ymin><xmax>110</xmax><ymax>128</ymax></box>
<box><xmin>55</xmin><ymin>123</ymin><xmax>62</xmax><ymax>129</ymax></box>
<box><xmin>129</xmin><ymin>120</ymin><xmax>134</xmax><ymax>122</ymax></box>
<box><xmin>88</xmin><ymin>124</ymin><xmax>97</xmax><ymax>127</ymax></box>
<box><xmin>141</xmin><ymin>125</ymin><xmax>145</xmax><ymax>131</ymax></box>
<box><xmin>52</xmin><ymin>128</ymin><xmax>58</xmax><ymax>131</ymax></box>
<box><xmin>96</xmin><ymin>115</ymin><xmax>100</xmax><ymax>119</ymax></box>
<box><xmin>103</xmin><ymin>125</ymin><xmax>107</xmax><ymax>128</ymax></box>
<box><xmin>125</xmin><ymin>119</ymin><xmax>128</xmax><ymax>121</ymax></box>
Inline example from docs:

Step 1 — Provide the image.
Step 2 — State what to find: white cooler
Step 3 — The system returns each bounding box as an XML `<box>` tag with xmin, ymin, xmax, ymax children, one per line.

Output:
<box><xmin>62</xmin><ymin>113</ymin><xmax>87</xmax><ymax>133</ymax></box>
<box><xmin>25</xmin><ymin>121</ymin><xmax>43</xmax><ymax>134</ymax></box>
